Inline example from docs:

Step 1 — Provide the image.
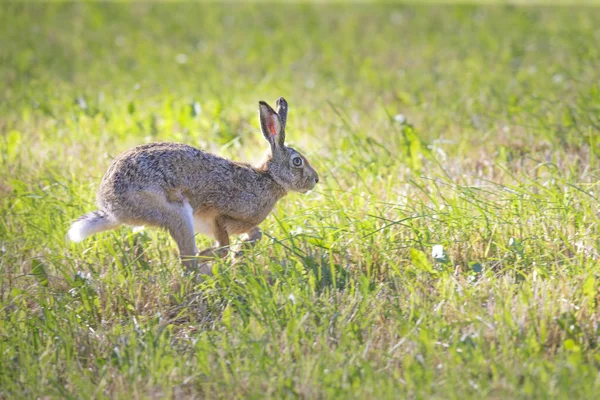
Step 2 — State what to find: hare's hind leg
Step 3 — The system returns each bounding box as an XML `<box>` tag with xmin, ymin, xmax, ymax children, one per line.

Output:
<box><xmin>165</xmin><ymin>200</ymin><xmax>199</xmax><ymax>271</ymax></box>
<box><xmin>118</xmin><ymin>190</ymin><xmax>198</xmax><ymax>271</ymax></box>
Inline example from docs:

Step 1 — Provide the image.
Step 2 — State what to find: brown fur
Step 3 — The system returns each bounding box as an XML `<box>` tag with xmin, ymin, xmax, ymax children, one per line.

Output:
<box><xmin>68</xmin><ymin>98</ymin><xmax>319</xmax><ymax>271</ymax></box>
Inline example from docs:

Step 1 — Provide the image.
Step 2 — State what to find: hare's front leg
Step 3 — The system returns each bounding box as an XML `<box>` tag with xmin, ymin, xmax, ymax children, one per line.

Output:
<box><xmin>231</xmin><ymin>227</ymin><xmax>262</xmax><ymax>259</ymax></box>
<box><xmin>242</xmin><ymin>227</ymin><xmax>262</xmax><ymax>247</ymax></box>
<box><xmin>197</xmin><ymin>217</ymin><xmax>230</xmax><ymax>260</ymax></box>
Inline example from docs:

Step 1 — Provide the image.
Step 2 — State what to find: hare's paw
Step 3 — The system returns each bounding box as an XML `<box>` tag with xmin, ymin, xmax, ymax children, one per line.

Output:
<box><xmin>242</xmin><ymin>227</ymin><xmax>262</xmax><ymax>247</ymax></box>
<box><xmin>198</xmin><ymin>246</ymin><xmax>229</xmax><ymax>260</ymax></box>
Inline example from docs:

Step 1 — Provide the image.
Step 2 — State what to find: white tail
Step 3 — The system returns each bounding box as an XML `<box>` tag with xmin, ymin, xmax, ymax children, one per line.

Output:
<box><xmin>67</xmin><ymin>211</ymin><xmax>119</xmax><ymax>242</ymax></box>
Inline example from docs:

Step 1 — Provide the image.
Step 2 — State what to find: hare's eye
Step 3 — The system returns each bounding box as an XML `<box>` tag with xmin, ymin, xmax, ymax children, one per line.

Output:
<box><xmin>292</xmin><ymin>156</ymin><xmax>303</xmax><ymax>167</ymax></box>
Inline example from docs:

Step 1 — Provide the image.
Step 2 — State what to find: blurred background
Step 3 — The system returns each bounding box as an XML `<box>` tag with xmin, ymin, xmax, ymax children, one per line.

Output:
<box><xmin>3</xmin><ymin>2</ymin><xmax>598</xmax><ymax>165</ymax></box>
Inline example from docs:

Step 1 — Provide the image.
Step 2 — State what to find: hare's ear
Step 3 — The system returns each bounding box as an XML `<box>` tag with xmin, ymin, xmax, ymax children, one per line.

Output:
<box><xmin>259</xmin><ymin>101</ymin><xmax>285</xmax><ymax>148</ymax></box>
<box><xmin>276</xmin><ymin>97</ymin><xmax>288</xmax><ymax>129</ymax></box>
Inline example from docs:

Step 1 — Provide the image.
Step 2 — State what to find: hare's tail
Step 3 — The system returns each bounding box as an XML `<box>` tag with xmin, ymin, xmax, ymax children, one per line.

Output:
<box><xmin>68</xmin><ymin>210</ymin><xmax>119</xmax><ymax>242</ymax></box>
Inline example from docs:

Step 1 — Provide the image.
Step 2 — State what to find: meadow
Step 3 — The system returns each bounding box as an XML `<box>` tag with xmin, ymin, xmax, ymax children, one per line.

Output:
<box><xmin>1</xmin><ymin>2</ymin><xmax>600</xmax><ymax>398</ymax></box>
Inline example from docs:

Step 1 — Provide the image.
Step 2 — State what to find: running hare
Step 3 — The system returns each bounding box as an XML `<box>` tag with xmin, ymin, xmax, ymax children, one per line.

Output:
<box><xmin>68</xmin><ymin>97</ymin><xmax>318</xmax><ymax>270</ymax></box>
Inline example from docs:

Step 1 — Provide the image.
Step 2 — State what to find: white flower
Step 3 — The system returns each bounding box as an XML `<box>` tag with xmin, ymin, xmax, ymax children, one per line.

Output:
<box><xmin>394</xmin><ymin>114</ymin><xmax>406</xmax><ymax>124</ymax></box>
<box><xmin>432</xmin><ymin>244</ymin><xmax>445</xmax><ymax>260</ymax></box>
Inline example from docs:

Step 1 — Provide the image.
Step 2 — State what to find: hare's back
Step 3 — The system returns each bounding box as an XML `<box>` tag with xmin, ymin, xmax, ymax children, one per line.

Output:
<box><xmin>99</xmin><ymin>142</ymin><xmax>221</xmax><ymax>195</ymax></box>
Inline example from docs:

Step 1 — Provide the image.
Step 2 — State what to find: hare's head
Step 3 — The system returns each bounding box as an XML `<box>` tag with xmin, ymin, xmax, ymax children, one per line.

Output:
<box><xmin>259</xmin><ymin>97</ymin><xmax>319</xmax><ymax>193</ymax></box>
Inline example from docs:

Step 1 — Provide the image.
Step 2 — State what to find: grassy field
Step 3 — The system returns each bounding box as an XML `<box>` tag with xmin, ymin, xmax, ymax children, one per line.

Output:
<box><xmin>1</xmin><ymin>2</ymin><xmax>600</xmax><ymax>398</ymax></box>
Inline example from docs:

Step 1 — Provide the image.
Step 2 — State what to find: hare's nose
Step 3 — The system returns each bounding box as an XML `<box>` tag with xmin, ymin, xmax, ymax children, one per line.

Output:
<box><xmin>315</xmin><ymin>177</ymin><xmax>319</xmax><ymax>184</ymax></box>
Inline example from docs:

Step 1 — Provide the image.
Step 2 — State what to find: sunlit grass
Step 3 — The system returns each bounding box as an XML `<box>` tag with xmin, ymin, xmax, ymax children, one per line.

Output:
<box><xmin>1</xmin><ymin>2</ymin><xmax>600</xmax><ymax>398</ymax></box>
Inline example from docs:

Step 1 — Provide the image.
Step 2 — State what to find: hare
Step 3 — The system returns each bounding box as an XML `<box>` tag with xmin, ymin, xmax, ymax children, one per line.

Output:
<box><xmin>68</xmin><ymin>97</ymin><xmax>319</xmax><ymax>270</ymax></box>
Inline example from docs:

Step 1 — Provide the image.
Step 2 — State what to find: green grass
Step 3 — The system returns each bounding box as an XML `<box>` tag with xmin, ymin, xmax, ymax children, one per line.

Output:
<box><xmin>1</xmin><ymin>2</ymin><xmax>600</xmax><ymax>398</ymax></box>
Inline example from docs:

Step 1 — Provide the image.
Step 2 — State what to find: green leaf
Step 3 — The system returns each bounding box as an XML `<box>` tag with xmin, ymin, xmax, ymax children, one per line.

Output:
<box><xmin>6</xmin><ymin>130</ymin><xmax>22</xmax><ymax>163</ymax></box>
<box><xmin>410</xmin><ymin>248</ymin><xmax>436</xmax><ymax>275</ymax></box>
<box><xmin>222</xmin><ymin>304</ymin><xmax>232</xmax><ymax>330</ymax></box>
<box><xmin>563</xmin><ymin>339</ymin><xmax>581</xmax><ymax>353</ymax></box>
<box><xmin>583</xmin><ymin>275</ymin><xmax>596</xmax><ymax>298</ymax></box>
<box><xmin>583</xmin><ymin>275</ymin><xmax>596</xmax><ymax>309</ymax></box>
<box><xmin>402</xmin><ymin>125</ymin><xmax>423</xmax><ymax>171</ymax></box>
<box><xmin>31</xmin><ymin>259</ymin><xmax>48</xmax><ymax>287</ymax></box>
